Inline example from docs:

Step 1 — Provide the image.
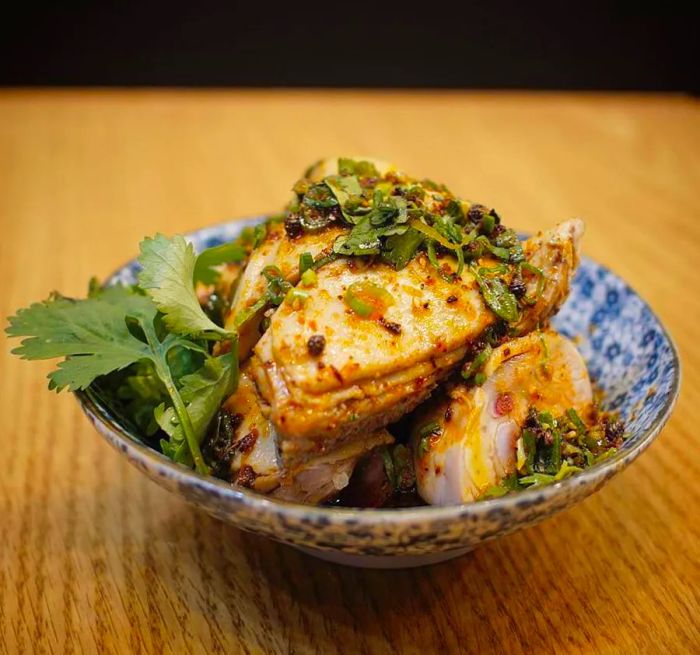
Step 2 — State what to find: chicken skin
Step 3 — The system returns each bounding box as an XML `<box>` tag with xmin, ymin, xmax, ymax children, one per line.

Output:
<box><xmin>412</xmin><ymin>331</ymin><xmax>592</xmax><ymax>505</ymax></box>
<box><xmin>210</xmin><ymin>366</ymin><xmax>393</xmax><ymax>504</ymax></box>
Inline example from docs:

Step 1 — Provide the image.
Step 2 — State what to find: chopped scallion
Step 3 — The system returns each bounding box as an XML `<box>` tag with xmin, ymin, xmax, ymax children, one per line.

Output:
<box><xmin>299</xmin><ymin>252</ymin><xmax>314</xmax><ymax>274</ymax></box>
<box><xmin>300</xmin><ymin>268</ymin><xmax>317</xmax><ymax>287</ymax></box>
<box><xmin>285</xmin><ymin>288</ymin><xmax>309</xmax><ymax>309</ymax></box>
<box><xmin>344</xmin><ymin>281</ymin><xmax>394</xmax><ymax>319</ymax></box>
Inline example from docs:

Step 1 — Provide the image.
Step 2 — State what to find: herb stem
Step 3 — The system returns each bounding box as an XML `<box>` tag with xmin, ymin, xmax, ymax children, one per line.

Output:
<box><xmin>155</xmin><ymin>358</ymin><xmax>210</xmax><ymax>476</ymax></box>
<box><xmin>141</xmin><ymin>323</ymin><xmax>210</xmax><ymax>476</ymax></box>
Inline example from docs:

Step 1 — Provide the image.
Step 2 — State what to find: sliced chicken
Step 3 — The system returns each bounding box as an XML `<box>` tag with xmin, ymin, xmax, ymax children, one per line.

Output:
<box><xmin>250</xmin><ymin>219</ymin><xmax>584</xmax><ymax>470</ymax></box>
<box><xmin>212</xmin><ymin>368</ymin><xmax>281</xmax><ymax>493</ymax></box>
<box><xmin>208</xmin><ymin>366</ymin><xmax>393</xmax><ymax>504</ymax></box>
<box><xmin>513</xmin><ymin>219</ymin><xmax>583</xmax><ymax>336</ymax></box>
<box><xmin>225</xmin><ymin>157</ymin><xmax>393</xmax><ymax>359</ymax></box>
<box><xmin>412</xmin><ymin>331</ymin><xmax>593</xmax><ymax>505</ymax></box>
<box><xmin>271</xmin><ymin>431</ymin><xmax>394</xmax><ymax>504</ymax></box>
<box><xmin>225</xmin><ymin>222</ymin><xmax>345</xmax><ymax>358</ymax></box>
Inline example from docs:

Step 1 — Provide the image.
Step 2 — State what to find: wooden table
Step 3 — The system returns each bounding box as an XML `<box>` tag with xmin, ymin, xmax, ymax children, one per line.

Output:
<box><xmin>1</xmin><ymin>91</ymin><xmax>698</xmax><ymax>654</ymax></box>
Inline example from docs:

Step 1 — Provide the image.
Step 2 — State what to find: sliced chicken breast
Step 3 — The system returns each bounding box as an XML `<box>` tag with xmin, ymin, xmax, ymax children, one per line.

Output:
<box><xmin>225</xmin><ymin>157</ymin><xmax>394</xmax><ymax>360</ymax></box>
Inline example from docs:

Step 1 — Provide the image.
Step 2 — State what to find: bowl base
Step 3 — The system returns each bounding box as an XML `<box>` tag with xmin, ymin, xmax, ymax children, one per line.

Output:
<box><xmin>292</xmin><ymin>545</ymin><xmax>472</xmax><ymax>568</ymax></box>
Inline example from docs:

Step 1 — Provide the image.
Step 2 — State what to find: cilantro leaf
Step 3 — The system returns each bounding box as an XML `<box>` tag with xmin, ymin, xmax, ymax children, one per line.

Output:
<box><xmin>333</xmin><ymin>214</ymin><xmax>409</xmax><ymax>256</ymax></box>
<box><xmin>114</xmin><ymin>360</ymin><xmax>170</xmax><ymax>436</ymax></box>
<box><xmin>156</xmin><ymin>350</ymin><xmax>238</xmax><ymax>465</ymax></box>
<box><xmin>324</xmin><ymin>175</ymin><xmax>365</xmax><ymax>223</ymax></box>
<box><xmin>7</xmin><ymin>291</ymin><xmax>157</xmax><ymax>391</ymax></box>
<box><xmin>382</xmin><ymin>228</ymin><xmax>424</xmax><ymax>269</ymax></box>
<box><xmin>7</xmin><ymin>284</ymin><xmax>221</xmax><ymax>475</ymax></box>
<box><xmin>137</xmin><ymin>234</ymin><xmax>230</xmax><ymax>339</ymax></box>
<box><xmin>193</xmin><ymin>241</ymin><xmax>247</xmax><ymax>285</ymax></box>
<box><xmin>337</xmin><ymin>158</ymin><xmax>379</xmax><ymax>177</ymax></box>
<box><xmin>8</xmin><ymin>233</ymin><xmax>244</xmax><ymax>477</ymax></box>
<box><xmin>325</xmin><ymin>175</ymin><xmax>363</xmax><ymax>205</ymax></box>
<box><xmin>101</xmin><ymin>344</ymin><xmax>204</xmax><ymax>438</ymax></box>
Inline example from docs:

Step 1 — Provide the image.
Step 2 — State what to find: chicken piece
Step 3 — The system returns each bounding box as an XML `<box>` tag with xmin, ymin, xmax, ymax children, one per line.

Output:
<box><xmin>209</xmin><ymin>366</ymin><xmax>393</xmax><ymax>504</ymax></box>
<box><xmin>224</xmin><ymin>221</ymin><xmax>345</xmax><ymax>359</ymax></box>
<box><xmin>271</xmin><ymin>431</ymin><xmax>394</xmax><ymax>504</ymax></box>
<box><xmin>225</xmin><ymin>157</ymin><xmax>393</xmax><ymax>360</ymax></box>
<box><xmin>250</xmin><ymin>219</ymin><xmax>584</xmax><ymax>470</ymax></box>
<box><xmin>513</xmin><ymin>219</ymin><xmax>583</xmax><ymax>336</ymax></box>
<box><xmin>213</xmin><ymin>368</ymin><xmax>281</xmax><ymax>493</ymax></box>
<box><xmin>412</xmin><ymin>331</ymin><xmax>592</xmax><ymax>505</ymax></box>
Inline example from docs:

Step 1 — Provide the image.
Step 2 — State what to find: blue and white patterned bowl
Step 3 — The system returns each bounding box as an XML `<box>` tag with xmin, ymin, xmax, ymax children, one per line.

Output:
<box><xmin>77</xmin><ymin>217</ymin><xmax>681</xmax><ymax>568</ymax></box>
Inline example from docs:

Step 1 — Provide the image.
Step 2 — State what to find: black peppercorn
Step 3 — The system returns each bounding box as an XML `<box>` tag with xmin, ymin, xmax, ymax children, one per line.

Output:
<box><xmin>467</xmin><ymin>204</ymin><xmax>487</xmax><ymax>224</ymax></box>
<box><xmin>604</xmin><ymin>418</ymin><xmax>625</xmax><ymax>445</ymax></box>
<box><xmin>509</xmin><ymin>278</ymin><xmax>527</xmax><ymax>299</ymax></box>
<box><xmin>284</xmin><ymin>212</ymin><xmax>303</xmax><ymax>238</ymax></box>
<box><xmin>307</xmin><ymin>334</ymin><xmax>326</xmax><ymax>356</ymax></box>
<box><xmin>378</xmin><ymin>317</ymin><xmax>402</xmax><ymax>335</ymax></box>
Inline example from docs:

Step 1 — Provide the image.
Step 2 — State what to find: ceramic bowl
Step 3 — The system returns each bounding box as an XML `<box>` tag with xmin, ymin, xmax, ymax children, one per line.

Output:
<box><xmin>76</xmin><ymin>217</ymin><xmax>681</xmax><ymax>568</ymax></box>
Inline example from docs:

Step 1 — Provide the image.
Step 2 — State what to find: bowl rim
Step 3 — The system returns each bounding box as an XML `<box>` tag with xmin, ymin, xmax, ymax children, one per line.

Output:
<box><xmin>77</xmin><ymin>215</ymin><xmax>682</xmax><ymax>526</ymax></box>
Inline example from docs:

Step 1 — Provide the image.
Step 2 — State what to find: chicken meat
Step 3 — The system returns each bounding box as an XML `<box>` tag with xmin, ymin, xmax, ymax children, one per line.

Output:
<box><xmin>207</xmin><ymin>366</ymin><xmax>393</xmax><ymax>504</ymax></box>
<box><xmin>411</xmin><ymin>330</ymin><xmax>593</xmax><ymax>505</ymax></box>
<box><xmin>250</xmin><ymin>219</ymin><xmax>584</xmax><ymax>470</ymax></box>
<box><xmin>224</xmin><ymin>157</ymin><xmax>393</xmax><ymax>359</ymax></box>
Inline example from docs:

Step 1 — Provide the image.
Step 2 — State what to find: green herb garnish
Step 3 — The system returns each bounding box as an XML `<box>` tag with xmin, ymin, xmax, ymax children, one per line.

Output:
<box><xmin>299</xmin><ymin>251</ymin><xmax>314</xmax><ymax>275</ymax></box>
<box><xmin>382</xmin><ymin>228</ymin><xmax>424</xmax><ymax>269</ymax></box>
<box><xmin>495</xmin><ymin>407</ymin><xmax>626</xmax><ymax>498</ymax></box>
<box><xmin>300</xmin><ymin>268</ymin><xmax>317</xmax><ymax>287</ymax></box>
<box><xmin>381</xmin><ymin>447</ymin><xmax>396</xmax><ymax>489</ymax></box>
<box><xmin>7</xmin><ymin>235</ymin><xmax>241</xmax><ymax>475</ymax></box>
<box><xmin>234</xmin><ymin>265</ymin><xmax>293</xmax><ymax>328</ymax></box>
<box><xmin>417</xmin><ymin>420</ymin><xmax>442</xmax><ymax>457</ymax></box>
<box><xmin>470</xmin><ymin>265</ymin><xmax>520</xmax><ymax>323</ymax></box>
<box><xmin>461</xmin><ymin>344</ymin><xmax>493</xmax><ymax>381</ymax></box>
<box><xmin>566</xmin><ymin>408</ymin><xmax>587</xmax><ymax>433</ymax></box>
<box><xmin>193</xmin><ymin>241</ymin><xmax>247</xmax><ymax>285</ymax></box>
<box><xmin>285</xmin><ymin>288</ymin><xmax>310</xmax><ymax>309</ymax></box>
<box><xmin>289</xmin><ymin>158</ymin><xmax>542</xmax><ymax>326</ymax></box>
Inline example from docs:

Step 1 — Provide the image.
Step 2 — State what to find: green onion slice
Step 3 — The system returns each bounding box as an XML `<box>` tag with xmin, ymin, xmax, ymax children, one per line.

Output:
<box><xmin>344</xmin><ymin>281</ymin><xmax>394</xmax><ymax>319</ymax></box>
<box><xmin>299</xmin><ymin>252</ymin><xmax>314</xmax><ymax>274</ymax></box>
<box><xmin>461</xmin><ymin>344</ymin><xmax>493</xmax><ymax>380</ymax></box>
<box><xmin>519</xmin><ymin>262</ymin><xmax>546</xmax><ymax>305</ymax></box>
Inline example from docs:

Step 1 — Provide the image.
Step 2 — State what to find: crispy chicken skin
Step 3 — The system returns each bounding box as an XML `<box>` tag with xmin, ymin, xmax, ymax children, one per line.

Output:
<box><xmin>250</xmin><ymin>219</ymin><xmax>584</xmax><ymax>470</ymax></box>
<box><xmin>412</xmin><ymin>331</ymin><xmax>592</xmax><ymax>505</ymax></box>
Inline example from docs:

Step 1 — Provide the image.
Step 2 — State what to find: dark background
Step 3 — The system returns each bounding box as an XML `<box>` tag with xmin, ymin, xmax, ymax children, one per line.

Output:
<box><xmin>1</xmin><ymin>2</ymin><xmax>697</xmax><ymax>91</ymax></box>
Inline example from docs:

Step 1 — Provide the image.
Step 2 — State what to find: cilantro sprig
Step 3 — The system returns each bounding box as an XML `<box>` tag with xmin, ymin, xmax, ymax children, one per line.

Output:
<box><xmin>138</xmin><ymin>234</ymin><xmax>231</xmax><ymax>339</ymax></box>
<box><xmin>6</xmin><ymin>235</ymin><xmax>241</xmax><ymax>476</ymax></box>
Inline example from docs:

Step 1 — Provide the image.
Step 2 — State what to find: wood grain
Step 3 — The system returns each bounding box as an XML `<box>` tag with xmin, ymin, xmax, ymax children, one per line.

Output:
<box><xmin>1</xmin><ymin>90</ymin><xmax>698</xmax><ymax>655</ymax></box>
